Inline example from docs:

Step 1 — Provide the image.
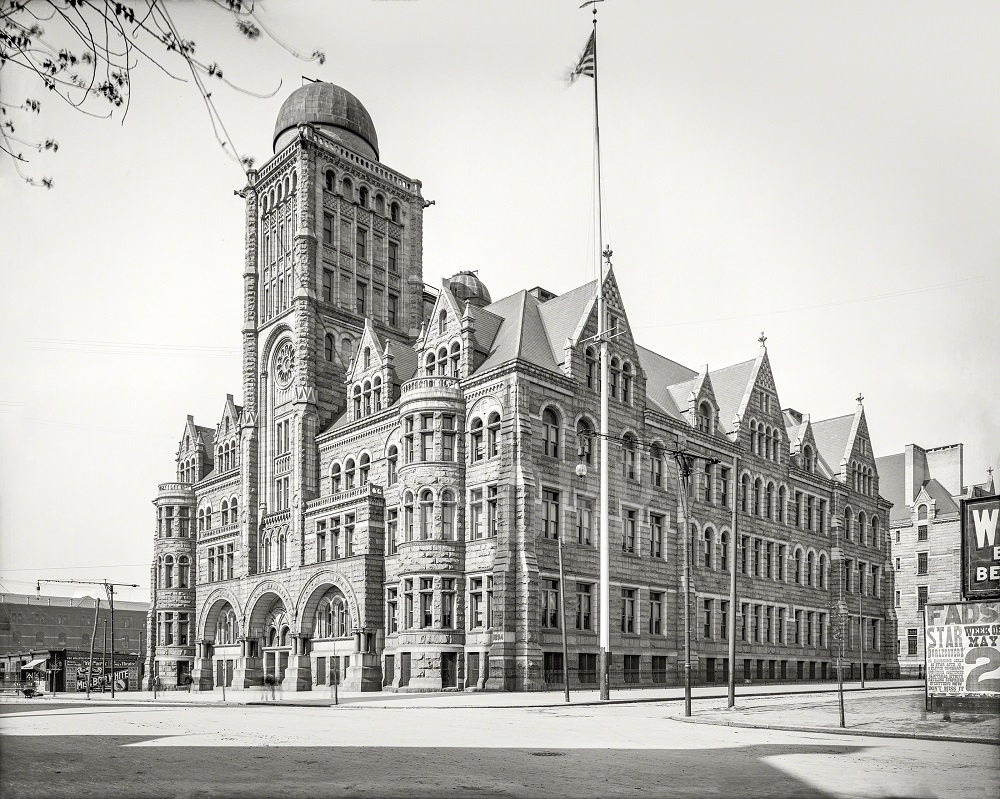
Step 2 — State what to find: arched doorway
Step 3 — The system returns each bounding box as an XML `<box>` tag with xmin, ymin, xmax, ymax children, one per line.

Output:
<box><xmin>300</xmin><ymin>585</ymin><xmax>354</xmax><ymax>690</ymax></box>
<box><xmin>245</xmin><ymin>591</ymin><xmax>292</xmax><ymax>689</ymax></box>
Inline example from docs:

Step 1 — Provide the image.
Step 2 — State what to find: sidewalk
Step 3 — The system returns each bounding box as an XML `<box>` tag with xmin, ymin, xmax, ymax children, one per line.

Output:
<box><xmin>4</xmin><ymin>678</ymin><xmax>923</xmax><ymax>709</ymax></box>
<box><xmin>666</xmin><ymin>688</ymin><xmax>1000</xmax><ymax>745</ymax></box>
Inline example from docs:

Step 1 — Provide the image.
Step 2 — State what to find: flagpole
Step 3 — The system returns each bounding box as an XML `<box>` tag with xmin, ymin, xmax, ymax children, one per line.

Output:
<box><xmin>590</xmin><ymin>6</ymin><xmax>612</xmax><ymax>704</ymax></box>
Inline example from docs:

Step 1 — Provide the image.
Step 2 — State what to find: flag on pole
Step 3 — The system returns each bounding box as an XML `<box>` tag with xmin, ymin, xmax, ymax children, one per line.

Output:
<box><xmin>570</xmin><ymin>30</ymin><xmax>596</xmax><ymax>82</ymax></box>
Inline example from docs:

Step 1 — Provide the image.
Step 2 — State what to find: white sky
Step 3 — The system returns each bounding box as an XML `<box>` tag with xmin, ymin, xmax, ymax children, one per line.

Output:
<box><xmin>2</xmin><ymin>1</ymin><xmax>998</xmax><ymax>603</ymax></box>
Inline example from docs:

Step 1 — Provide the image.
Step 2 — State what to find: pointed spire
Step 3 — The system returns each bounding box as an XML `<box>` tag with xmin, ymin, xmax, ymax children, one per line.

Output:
<box><xmin>462</xmin><ymin>300</ymin><xmax>473</xmax><ymax>321</ymax></box>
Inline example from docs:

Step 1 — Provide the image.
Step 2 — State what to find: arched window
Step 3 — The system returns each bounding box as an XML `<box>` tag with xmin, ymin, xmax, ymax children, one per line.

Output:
<box><xmin>621</xmin><ymin>433</ymin><xmax>638</xmax><ymax>481</ymax></box>
<box><xmin>720</xmin><ymin>531</ymin><xmax>730</xmax><ymax>572</ymax></box>
<box><xmin>806</xmin><ymin>551</ymin><xmax>815</xmax><ymax>587</ymax></box>
<box><xmin>649</xmin><ymin>443</ymin><xmax>663</xmax><ymax>487</ymax></box>
<box><xmin>741</xmin><ymin>474</ymin><xmax>752</xmax><ymax>513</ymax></box>
<box><xmin>359</xmin><ymin>186</ymin><xmax>369</xmax><ymax>207</ymax></box>
<box><xmin>324</xmin><ymin>169</ymin><xmax>336</xmax><ymax>192</ymax></box>
<box><xmin>439</xmin><ymin>309</ymin><xmax>447</xmax><ymax>335</ymax></box>
<box><xmin>390</xmin><ymin>202</ymin><xmax>400</xmax><ymax>223</ymax></box>
<box><xmin>818</xmin><ymin>553</ymin><xmax>828</xmax><ymax>588</ymax></box>
<box><xmin>542</xmin><ymin>407</ymin><xmax>560</xmax><ymax>457</ymax></box>
<box><xmin>373</xmin><ymin>376</ymin><xmax>382</xmax><ymax>411</ymax></box>
<box><xmin>917</xmin><ymin>504</ymin><xmax>928</xmax><ymax>521</ymax></box>
<box><xmin>425</xmin><ymin>351</ymin><xmax>436</xmax><ymax>375</ymax></box>
<box><xmin>763</xmin><ymin>426</ymin><xmax>772</xmax><ymax>460</ymax></box>
<box><xmin>436</xmin><ymin>346</ymin><xmax>447</xmax><ymax>375</ymax></box>
<box><xmin>470</xmin><ymin>417</ymin><xmax>484</xmax><ymax>462</ymax></box>
<box><xmin>419</xmin><ymin>489</ymin><xmax>434</xmax><ymax>539</ymax></box>
<box><xmin>441</xmin><ymin>489</ymin><xmax>456</xmax><ymax>540</ymax></box>
<box><xmin>488</xmin><ymin>412</ymin><xmax>501</xmax><ymax>457</ymax></box>
<box><xmin>221</xmin><ymin>500</ymin><xmax>229</xmax><ymax>526</ymax></box>
<box><xmin>314</xmin><ymin>599</ymin><xmax>333</xmax><ymax>639</ymax></box>
<box><xmin>278</xmin><ymin>533</ymin><xmax>286</xmax><ymax>569</ymax></box>
<box><xmin>609</xmin><ymin>357</ymin><xmax>620</xmax><ymax>399</ymax></box>
<box><xmin>753</xmin><ymin>478</ymin><xmax>762</xmax><ymax>516</ymax></box>
<box><xmin>802</xmin><ymin>444</ymin><xmax>814</xmax><ymax>472</ymax></box>
<box><xmin>359</xmin><ymin>453</ymin><xmax>371</xmax><ymax>485</ymax></box>
<box><xmin>205</xmin><ymin>506</ymin><xmax>212</xmax><ymax>530</ymax></box>
<box><xmin>403</xmin><ymin>491</ymin><xmax>415</xmax><ymax>541</ymax></box>
<box><xmin>697</xmin><ymin>401</ymin><xmax>713</xmax><ymax>434</ymax></box>
<box><xmin>342</xmin><ymin>177</ymin><xmax>353</xmax><ymax>199</ymax></box>
<box><xmin>577</xmin><ymin>419</ymin><xmax>595</xmax><ymax>466</ymax></box>
<box><xmin>756</xmin><ymin>424</ymin><xmax>765</xmax><ymax>456</ymax></box>
<box><xmin>341</xmin><ymin>337</ymin><xmax>353</xmax><ymax>366</ymax></box>
<box><xmin>858</xmin><ymin>511</ymin><xmax>867</xmax><ymax>545</ymax></box>
<box><xmin>765</xmin><ymin>482</ymin><xmax>775</xmax><ymax>519</ymax></box>
<box><xmin>363</xmin><ymin>380</ymin><xmax>372</xmax><ymax>415</ymax></box>
<box><xmin>156</xmin><ymin>556</ymin><xmax>163</xmax><ymax>589</ymax></box>
<box><xmin>178</xmin><ymin>555</ymin><xmax>190</xmax><ymax>588</ymax></box>
<box><xmin>704</xmin><ymin>528</ymin><xmax>714</xmax><ymax>569</ymax></box>
<box><xmin>749</xmin><ymin>420</ymin><xmax>758</xmax><ymax>455</ymax></box>
<box><xmin>375</xmin><ymin>194</ymin><xmax>385</xmax><ymax>214</ymax></box>
<box><xmin>843</xmin><ymin>508</ymin><xmax>852</xmax><ymax>540</ymax></box>
<box><xmin>772</xmin><ymin>430</ymin><xmax>781</xmax><ymax>463</ymax></box>
<box><xmin>621</xmin><ymin>361</ymin><xmax>632</xmax><ymax>404</ymax></box>
<box><xmin>363</xmin><ymin>346</ymin><xmax>371</xmax><ymax>368</ymax></box>
<box><xmin>344</xmin><ymin>458</ymin><xmax>356</xmax><ymax>489</ymax></box>
<box><xmin>335</xmin><ymin>599</ymin><xmax>351</xmax><ymax>638</ymax></box>
<box><xmin>449</xmin><ymin>341</ymin><xmax>461</xmax><ymax>377</ymax></box>
<box><xmin>791</xmin><ymin>549</ymin><xmax>801</xmax><ymax>584</ymax></box>
<box><xmin>871</xmin><ymin>516</ymin><xmax>879</xmax><ymax>547</ymax></box>
<box><xmin>198</xmin><ymin>508</ymin><xmax>205</xmax><ymax>532</ymax></box>
<box><xmin>331</xmin><ymin>463</ymin><xmax>342</xmax><ymax>493</ymax></box>
<box><xmin>164</xmin><ymin>555</ymin><xmax>174</xmax><ymax>588</ymax></box>
<box><xmin>353</xmin><ymin>384</ymin><xmax>362</xmax><ymax>418</ymax></box>
<box><xmin>778</xmin><ymin>486</ymin><xmax>787</xmax><ymax>523</ymax></box>
<box><xmin>387</xmin><ymin>445</ymin><xmax>398</xmax><ymax>485</ymax></box>
<box><xmin>230</xmin><ymin>497</ymin><xmax>238</xmax><ymax>522</ymax></box>
<box><xmin>585</xmin><ymin>346</ymin><xmax>597</xmax><ymax>389</ymax></box>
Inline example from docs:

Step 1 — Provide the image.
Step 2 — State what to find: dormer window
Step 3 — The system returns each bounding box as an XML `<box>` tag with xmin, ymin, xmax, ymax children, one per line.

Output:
<box><xmin>449</xmin><ymin>342</ymin><xmax>461</xmax><ymax>377</ymax></box>
<box><xmin>373</xmin><ymin>376</ymin><xmax>382</xmax><ymax>411</ymax></box>
<box><xmin>437</xmin><ymin>346</ymin><xmax>447</xmax><ymax>375</ymax></box>
<box><xmin>802</xmin><ymin>444</ymin><xmax>815</xmax><ymax>473</ymax></box>
<box><xmin>439</xmin><ymin>310</ymin><xmax>447</xmax><ymax>335</ymax></box>
<box><xmin>697</xmin><ymin>401</ymin><xmax>713</xmax><ymax>434</ymax></box>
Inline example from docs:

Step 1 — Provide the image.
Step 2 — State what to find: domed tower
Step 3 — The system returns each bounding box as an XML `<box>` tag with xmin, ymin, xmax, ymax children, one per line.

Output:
<box><xmin>147</xmin><ymin>481</ymin><xmax>196</xmax><ymax>689</ymax></box>
<box><xmin>231</xmin><ymin>83</ymin><xmax>427</xmax><ymax>684</ymax></box>
<box><xmin>448</xmin><ymin>271</ymin><xmax>492</xmax><ymax>309</ymax></box>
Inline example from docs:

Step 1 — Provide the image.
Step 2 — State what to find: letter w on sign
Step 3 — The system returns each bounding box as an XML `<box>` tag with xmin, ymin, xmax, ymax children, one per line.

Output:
<box><xmin>973</xmin><ymin>508</ymin><xmax>999</xmax><ymax>548</ymax></box>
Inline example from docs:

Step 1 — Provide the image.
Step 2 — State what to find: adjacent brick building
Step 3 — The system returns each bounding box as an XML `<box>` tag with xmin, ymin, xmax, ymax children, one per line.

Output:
<box><xmin>146</xmin><ymin>82</ymin><xmax>899</xmax><ymax>692</ymax></box>
<box><xmin>876</xmin><ymin>444</ymin><xmax>995</xmax><ymax>675</ymax></box>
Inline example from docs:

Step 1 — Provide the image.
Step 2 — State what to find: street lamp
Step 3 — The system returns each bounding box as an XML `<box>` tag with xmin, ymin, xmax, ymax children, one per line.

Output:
<box><xmin>671</xmin><ymin>447</ymin><xmax>720</xmax><ymax>718</ymax></box>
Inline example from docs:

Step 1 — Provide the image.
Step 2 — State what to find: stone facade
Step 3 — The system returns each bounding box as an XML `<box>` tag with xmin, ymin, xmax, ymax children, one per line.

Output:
<box><xmin>145</xmin><ymin>82</ymin><xmax>901</xmax><ymax>693</ymax></box>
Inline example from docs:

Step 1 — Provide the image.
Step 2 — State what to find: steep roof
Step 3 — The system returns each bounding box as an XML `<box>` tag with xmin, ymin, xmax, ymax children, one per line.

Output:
<box><xmin>537</xmin><ymin>280</ymin><xmax>598</xmax><ymax>364</ymax></box>
<box><xmin>811</xmin><ymin>413</ymin><xmax>854</xmax><ymax>477</ymax></box>
<box><xmin>876</xmin><ymin>452</ymin><xmax>908</xmax><ymax>522</ymax></box>
<box><xmin>477</xmin><ymin>290</ymin><xmax>558</xmax><ymax>373</ymax></box>
<box><xmin>637</xmin><ymin>346</ymin><xmax>697</xmax><ymax>420</ymax></box>
<box><xmin>923</xmin><ymin>478</ymin><xmax>960</xmax><ymax>515</ymax></box>
<box><xmin>708</xmin><ymin>358</ymin><xmax>757</xmax><ymax>434</ymax></box>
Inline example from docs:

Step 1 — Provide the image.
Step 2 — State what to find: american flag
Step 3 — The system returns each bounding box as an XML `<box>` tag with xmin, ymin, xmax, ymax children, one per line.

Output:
<box><xmin>570</xmin><ymin>31</ymin><xmax>596</xmax><ymax>82</ymax></box>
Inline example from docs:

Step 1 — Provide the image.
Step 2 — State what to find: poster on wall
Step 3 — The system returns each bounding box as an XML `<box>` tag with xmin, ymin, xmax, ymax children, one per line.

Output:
<box><xmin>924</xmin><ymin>601</ymin><xmax>1000</xmax><ymax>698</ymax></box>
<box><xmin>64</xmin><ymin>651</ymin><xmax>139</xmax><ymax>692</ymax></box>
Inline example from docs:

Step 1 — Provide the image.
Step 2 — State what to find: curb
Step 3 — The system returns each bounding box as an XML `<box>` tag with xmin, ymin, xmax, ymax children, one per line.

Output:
<box><xmin>676</xmin><ymin>715</ymin><xmax>1000</xmax><ymax>746</ymax></box>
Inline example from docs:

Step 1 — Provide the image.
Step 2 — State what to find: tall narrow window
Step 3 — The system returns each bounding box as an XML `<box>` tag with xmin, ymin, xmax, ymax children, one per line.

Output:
<box><xmin>542</xmin><ymin>408</ymin><xmax>560</xmax><ymax>457</ymax></box>
<box><xmin>542</xmin><ymin>488</ymin><xmax>560</xmax><ymax>539</ymax></box>
<box><xmin>577</xmin><ymin>496</ymin><xmax>594</xmax><ymax>545</ymax></box>
<box><xmin>488</xmin><ymin>412</ymin><xmax>501</xmax><ymax>458</ymax></box>
<box><xmin>419</xmin><ymin>489</ymin><xmax>433</xmax><ymax>539</ymax></box>
<box><xmin>470</xmin><ymin>418</ymin><xmax>484</xmax><ymax>462</ymax></box>
<box><xmin>622</xmin><ymin>508</ymin><xmax>637</xmax><ymax>553</ymax></box>
<box><xmin>441</xmin><ymin>490</ymin><xmax>456</xmax><ymax>540</ymax></box>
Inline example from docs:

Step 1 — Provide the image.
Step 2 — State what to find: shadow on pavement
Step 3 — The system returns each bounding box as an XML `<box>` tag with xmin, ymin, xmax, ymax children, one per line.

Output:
<box><xmin>0</xmin><ymin>736</ymin><xmax>875</xmax><ymax>798</ymax></box>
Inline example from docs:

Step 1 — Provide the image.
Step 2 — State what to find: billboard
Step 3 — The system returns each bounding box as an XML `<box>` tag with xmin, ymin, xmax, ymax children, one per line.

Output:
<box><xmin>64</xmin><ymin>651</ymin><xmax>139</xmax><ymax>692</ymax></box>
<box><xmin>924</xmin><ymin>601</ymin><xmax>1000</xmax><ymax>698</ymax></box>
<box><xmin>963</xmin><ymin>495</ymin><xmax>1000</xmax><ymax>600</ymax></box>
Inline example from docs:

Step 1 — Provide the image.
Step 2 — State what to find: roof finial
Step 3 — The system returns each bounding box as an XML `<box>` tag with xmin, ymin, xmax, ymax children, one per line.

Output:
<box><xmin>758</xmin><ymin>331</ymin><xmax>767</xmax><ymax>349</ymax></box>
<box><xmin>602</xmin><ymin>245</ymin><xmax>613</xmax><ymax>268</ymax></box>
<box><xmin>988</xmin><ymin>466</ymin><xmax>994</xmax><ymax>479</ymax></box>
<box><xmin>856</xmin><ymin>392</ymin><xmax>864</xmax><ymax>405</ymax></box>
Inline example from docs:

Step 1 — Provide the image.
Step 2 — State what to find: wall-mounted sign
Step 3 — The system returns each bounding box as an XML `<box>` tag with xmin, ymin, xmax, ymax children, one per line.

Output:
<box><xmin>963</xmin><ymin>496</ymin><xmax>1000</xmax><ymax>600</ymax></box>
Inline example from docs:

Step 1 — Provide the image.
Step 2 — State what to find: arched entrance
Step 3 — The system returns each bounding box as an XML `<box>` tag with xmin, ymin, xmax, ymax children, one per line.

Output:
<box><xmin>191</xmin><ymin>593</ymin><xmax>241</xmax><ymax>691</ymax></box>
<box><xmin>249</xmin><ymin>593</ymin><xmax>291</xmax><ymax>689</ymax></box>
<box><xmin>300</xmin><ymin>585</ymin><xmax>355</xmax><ymax>691</ymax></box>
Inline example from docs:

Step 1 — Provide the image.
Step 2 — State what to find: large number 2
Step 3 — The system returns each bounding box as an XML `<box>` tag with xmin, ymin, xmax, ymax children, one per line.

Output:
<box><xmin>965</xmin><ymin>647</ymin><xmax>1000</xmax><ymax>693</ymax></box>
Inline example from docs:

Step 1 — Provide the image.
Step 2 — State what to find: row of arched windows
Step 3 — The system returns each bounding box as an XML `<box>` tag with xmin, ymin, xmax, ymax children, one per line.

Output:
<box><xmin>424</xmin><ymin>341</ymin><xmax>461</xmax><ymax>378</ymax></box>
<box><xmin>197</xmin><ymin>497</ymin><xmax>240</xmax><ymax>531</ymax></box>
<box><xmin>401</xmin><ymin>488</ymin><xmax>458</xmax><ymax>541</ymax></box>
<box><xmin>469</xmin><ymin>412</ymin><xmax>502</xmax><ymax>462</ymax></box>
<box><xmin>259</xmin><ymin>530</ymin><xmax>287</xmax><ymax>572</ymax></box>
<box><xmin>851</xmin><ymin>462</ymin><xmax>875</xmax><ymax>496</ymax></box>
<box><xmin>156</xmin><ymin>554</ymin><xmax>191</xmax><ymax>589</ymax></box>
<box><xmin>323</xmin><ymin>168</ymin><xmax>401</xmax><ymax>222</ymax></box>
<box><xmin>331</xmin><ymin>453</ymin><xmax>372</xmax><ymax>493</ymax></box>
<box><xmin>179</xmin><ymin>456</ymin><xmax>197</xmax><ymax>484</ymax></box>
<box><xmin>313</xmin><ymin>590</ymin><xmax>352</xmax><ymax>639</ymax></box>
<box><xmin>215</xmin><ymin>608</ymin><xmax>239</xmax><ymax>645</ymax></box>
<box><xmin>216</xmin><ymin>440</ymin><xmax>239</xmax><ymax>473</ymax></box>
<box><xmin>749</xmin><ymin>419</ymin><xmax>782</xmax><ymax>462</ymax></box>
<box><xmin>352</xmin><ymin>375</ymin><xmax>384</xmax><ymax>418</ymax></box>
<box><xmin>842</xmin><ymin>507</ymin><xmax>880</xmax><ymax>547</ymax></box>
<box><xmin>325</xmin><ymin>333</ymin><xmax>355</xmax><ymax>365</ymax></box>
<box><xmin>584</xmin><ymin>347</ymin><xmax>634</xmax><ymax>404</ymax></box>
<box><xmin>261</xmin><ymin>170</ymin><xmax>298</xmax><ymax>214</ymax></box>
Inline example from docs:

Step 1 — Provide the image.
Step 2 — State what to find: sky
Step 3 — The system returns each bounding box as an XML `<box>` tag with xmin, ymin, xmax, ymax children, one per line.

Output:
<box><xmin>2</xmin><ymin>1</ymin><xmax>998</xmax><ymax>603</ymax></box>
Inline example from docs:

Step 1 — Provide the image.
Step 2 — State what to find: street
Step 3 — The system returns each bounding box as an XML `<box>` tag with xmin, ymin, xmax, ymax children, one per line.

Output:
<box><xmin>1</xmin><ymin>690</ymin><xmax>997</xmax><ymax>798</ymax></box>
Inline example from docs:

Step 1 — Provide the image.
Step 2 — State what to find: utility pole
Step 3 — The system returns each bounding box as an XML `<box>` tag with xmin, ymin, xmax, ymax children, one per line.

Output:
<box><xmin>557</xmin><ymin>530</ymin><xmax>571</xmax><ymax>703</ymax></box>
<box><xmin>87</xmin><ymin>598</ymin><xmax>100</xmax><ymax>700</ymax></box>
<box><xmin>859</xmin><ymin>593</ymin><xmax>865</xmax><ymax>689</ymax></box>
<box><xmin>102</xmin><ymin>620</ymin><xmax>108</xmax><ymax>693</ymax></box>
<box><xmin>37</xmin><ymin>579</ymin><xmax>139</xmax><ymax>699</ymax></box>
<box><xmin>728</xmin><ymin>455</ymin><xmax>739</xmax><ymax>708</ymax></box>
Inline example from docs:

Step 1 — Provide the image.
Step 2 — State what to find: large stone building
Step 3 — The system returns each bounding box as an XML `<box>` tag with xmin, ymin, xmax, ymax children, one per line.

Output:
<box><xmin>876</xmin><ymin>443</ymin><xmax>995</xmax><ymax>676</ymax></box>
<box><xmin>145</xmin><ymin>82</ymin><xmax>898</xmax><ymax>692</ymax></box>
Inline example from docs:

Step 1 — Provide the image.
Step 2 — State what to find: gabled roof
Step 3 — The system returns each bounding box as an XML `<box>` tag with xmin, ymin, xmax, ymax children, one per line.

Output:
<box><xmin>707</xmin><ymin>358</ymin><xmax>756</xmax><ymax>434</ymax></box>
<box><xmin>477</xmin><ymin>290</ymin><xmax>559</xmax><ymax>373</ymax></box>
<box><xmin>386</xmin><ymin>339</ymin><xmax>418</xmax><ymax>383</ymax></box>
<box><xmin>637</xmin><ymin>346</ymin><xmax>697</xmax><ymax>420</ymax></box>
<box><xmin>466</xmin><ymin>303</ymin><xmax>504</xmax><ymax>354</ymax></box>
<box><xmin>812</xmin><ymin>413</ymin><xmax>854</xmax><ymax>478</ymax></box>
<box><xmin>537</xmin><ymin>280</ymin><xmax>598</xmax><ymax>364</ymax></box>
<box><xmin>922</xmin><ymin>478</ymin><xmax>960</xmax><ymax>515</ymax></box>
<box><xmin>876</xmin><ymin>452</ymin><xmax>907</xmax><ymax>522</ymax></box>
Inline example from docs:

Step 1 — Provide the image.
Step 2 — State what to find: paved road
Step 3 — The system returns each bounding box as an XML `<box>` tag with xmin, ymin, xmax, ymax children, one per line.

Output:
<box><xmin>2</xmin><ymin>699</ymin><xmax>996</xmax><ymax>798</ymax></box>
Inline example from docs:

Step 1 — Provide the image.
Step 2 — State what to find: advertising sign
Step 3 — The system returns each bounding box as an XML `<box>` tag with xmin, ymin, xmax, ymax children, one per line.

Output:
<box><xmin>963</xmin><ymin>495</ymin><xmax>1000</xmax><ymax>600</ymax></box>
<box><xmin>64</xmin><ymin>651</ymin><xmax>139</xmax><ymax>692</ymax></box>
<box><xmin>924</xmin><ymin>601</ymin><xmax>1000</xmax><ymax>698</ymax></box>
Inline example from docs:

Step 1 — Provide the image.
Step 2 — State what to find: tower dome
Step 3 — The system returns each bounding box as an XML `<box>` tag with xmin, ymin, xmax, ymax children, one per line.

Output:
<box><xmin>448</xmin><ymin>271</ymin><xmax>492</xmax><ymax>308</ymax></box>
<box><xmin>273</xmin><ymin>82</ymin><xmax>379</xmax><ymax>159</ymax></box>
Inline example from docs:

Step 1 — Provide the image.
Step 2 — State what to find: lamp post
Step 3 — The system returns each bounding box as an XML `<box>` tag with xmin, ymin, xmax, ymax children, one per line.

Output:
<box><xmin>670</xmin><ymin>448</ymin><xmax>720</xmax><ymax>718</ymax></box>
